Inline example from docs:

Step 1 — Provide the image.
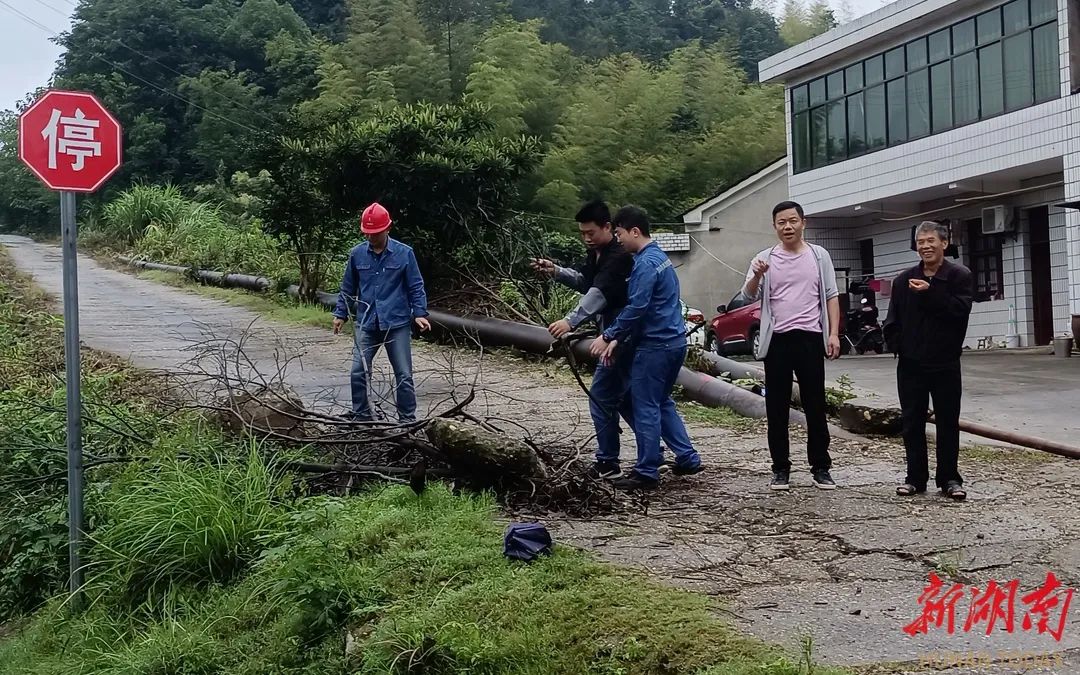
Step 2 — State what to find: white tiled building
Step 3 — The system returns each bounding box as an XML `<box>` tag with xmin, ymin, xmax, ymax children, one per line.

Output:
<box><xmin>759</xmin><ymin>0</ymin><xmax>1080</xmax><ymax>347</ymax></box>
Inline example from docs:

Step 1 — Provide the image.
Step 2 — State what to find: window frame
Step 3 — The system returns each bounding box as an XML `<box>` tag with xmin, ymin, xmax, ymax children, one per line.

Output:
<box><xmin>789</xmin><ymin>0</ymin><xmax>1059</xmax><ymax>174</ymax></box>
<box><xmin>966</xmin><ymin>219</ymin><xmax>1005</xmax><ymax>302</ymax></box>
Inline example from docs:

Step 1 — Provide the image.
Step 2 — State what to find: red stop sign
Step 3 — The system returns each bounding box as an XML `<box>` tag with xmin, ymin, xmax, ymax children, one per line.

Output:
<box><xmin>19</xmin><ymin>90</ymin><xmax>123</xmax><ymax>193</ymax></box>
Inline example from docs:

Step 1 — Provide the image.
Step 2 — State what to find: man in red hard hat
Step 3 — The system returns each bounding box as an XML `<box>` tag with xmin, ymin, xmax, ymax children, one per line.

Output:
<box><xmin>333</xmin><ymin>202</ymin><xmax>431</xmax><ymax>422</ymax></box>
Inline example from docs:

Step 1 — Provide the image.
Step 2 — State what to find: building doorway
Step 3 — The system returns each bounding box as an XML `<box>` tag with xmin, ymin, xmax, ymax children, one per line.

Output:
<box><xmin>1028</xmin><ymin>206</ymin><xmax>1053</xmax><ymax>346</ymax></box>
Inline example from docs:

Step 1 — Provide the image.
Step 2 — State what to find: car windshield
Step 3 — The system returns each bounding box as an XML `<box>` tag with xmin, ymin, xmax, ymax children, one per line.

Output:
<box><xmin>726</xmin><ymin>294</ymin><xmax>748</xmax><ymax>312</ymax></box>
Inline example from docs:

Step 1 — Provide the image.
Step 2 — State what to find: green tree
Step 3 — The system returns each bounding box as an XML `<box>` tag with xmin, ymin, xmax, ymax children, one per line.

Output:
<box><xmin>532</xmin><ymin>43</ymin><xmax>785</xmax><ymax>221</ymax></box>
<box><xmin>414</xmin><ymin>0</ymin><xmax>510</xmax><ymax>95</ymax></box>
<box><xmin>304</xmin><ymin>0</ymin><xmax>450</xmax><ymax>115</ymax></box>
<box><xmin>178</xmin><ymin>70</ymin><xmax>267</xmax><ymax>178</ymax></box>
<box><xmin>779</xmin><ymin>0</ymin><xmax>836</xmax><ymax>46</ymax></box>
<box><xmin>252</xmin><ymin>102</ymin><xmax>542</xmax><ymax>296</ymax></box>
<box><xmin>465</xmin><ymin>21</ymin><xmax>575</xmax><ymax>140</ymax></box>
<box><xmin>53</xmin><ymin>0</ymin><xmax>314</xmax><ymax>186</ymax></box>
<box><xmin>0</xmin><ymin>104</ymin><xmax>59</xmax><ymax>234</ymax></box>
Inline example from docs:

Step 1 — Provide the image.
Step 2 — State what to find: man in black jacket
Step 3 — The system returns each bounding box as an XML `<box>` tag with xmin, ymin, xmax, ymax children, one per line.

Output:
<box><xmin>530</xmin><ymin>200</ymin><xmax>636</xmax><ymax>479</ymax></box>
<box><xmin>883</xmin><ymin>221</ymin><xmax>974</xmax><ymax>501</ymax></box>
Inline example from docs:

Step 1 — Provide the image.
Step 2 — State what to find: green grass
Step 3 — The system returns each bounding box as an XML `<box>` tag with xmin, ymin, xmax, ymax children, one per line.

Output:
<box><xmin>136</xmin><ymin>269</ymin><xmax>332</xmax><ymax>328</ymax></box>
<box><xmin>1</xmin><ymin>245</ymin><xmax>843</xmax><ymax>675</ymax></box>
<box><xmin>677</xmin><ymin>400</ymin><xmax>758</xmax><ymax>432</ymax></box>
<box><xmin>962</xmin><ymin>443</ymin><xmax>1056</xmax><ymax>464</ymax></box>
<box><xmin>0</xmin><ymin>466</ymin><xmax>842</xmax><ymax>675</ymax></box>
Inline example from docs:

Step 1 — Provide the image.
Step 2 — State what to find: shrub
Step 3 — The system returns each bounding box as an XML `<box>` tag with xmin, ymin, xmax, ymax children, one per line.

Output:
<box><xmin>99</xmin><ymin>184</ymin><xmax>191</xmax><ymax>245</ymax></box>
<box><xmin>88</xmin><ymin>184</ymin><xmax>299</xmax><ymax>283</ymax></box>
<box><xmin>93</xmin><ymin>449</ymin><xmax>290</xmax><ymax>605</ymax></box>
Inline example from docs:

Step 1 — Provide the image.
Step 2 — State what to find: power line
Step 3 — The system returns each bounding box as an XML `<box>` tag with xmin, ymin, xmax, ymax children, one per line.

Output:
<box><xmin>509</xmin><ymin>209</ymin><xmax>690</xmax><ymax>227</ymax></box>
<box><xmin>0</xmin><ymin>0</ymin><xmax>268</xmax><ymax>137</ymax></box>
<box><xmin>32</xmin><ymin>0</ymin><xmax>281</xmax><ymax>128</ymax></box>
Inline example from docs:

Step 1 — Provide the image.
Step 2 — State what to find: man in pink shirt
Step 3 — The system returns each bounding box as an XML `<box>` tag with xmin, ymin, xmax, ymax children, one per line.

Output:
<box><xmin>736</xmin><ymin>201</ymin><xmax>841</xmax><ymax>491</ymax></box>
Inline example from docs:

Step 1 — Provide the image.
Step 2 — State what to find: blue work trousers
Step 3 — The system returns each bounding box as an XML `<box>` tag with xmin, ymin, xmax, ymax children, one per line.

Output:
<box><xmin>590</xmin><ymin>345</ymin><xmax>699</xmax><ymax>478</ymax></box>
<box><xmin>351</xmin><ymin>324</ymin><xmax>416</xmax><ymax>422</ymax></box>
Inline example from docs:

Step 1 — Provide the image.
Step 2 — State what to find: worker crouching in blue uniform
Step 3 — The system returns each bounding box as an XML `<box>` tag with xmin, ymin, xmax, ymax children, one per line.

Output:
<box><xmin>590</xmin><ymin>205</ymin><xmax>703</xmax><ymax>490</ymax></box>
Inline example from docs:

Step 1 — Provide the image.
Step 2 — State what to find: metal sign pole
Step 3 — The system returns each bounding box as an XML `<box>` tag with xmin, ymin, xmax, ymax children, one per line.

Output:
<box><xmin>60</xmin><ymin>190</ymin><xmax>84</xmax><ymax>610</ymax></box>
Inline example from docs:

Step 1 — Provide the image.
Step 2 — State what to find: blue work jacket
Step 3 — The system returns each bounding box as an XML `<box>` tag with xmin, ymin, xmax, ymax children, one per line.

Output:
<box><xmin>332</xmin><ymin>238</ymin><xmax>428</xmax><ymax>331</ymax></box>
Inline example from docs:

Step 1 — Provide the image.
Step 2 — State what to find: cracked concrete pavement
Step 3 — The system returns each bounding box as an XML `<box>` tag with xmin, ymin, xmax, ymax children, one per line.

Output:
<box><xmin>5</xmin><ymin>235</ymin><xmax>1080</xmax><ymax>673</ymax></box>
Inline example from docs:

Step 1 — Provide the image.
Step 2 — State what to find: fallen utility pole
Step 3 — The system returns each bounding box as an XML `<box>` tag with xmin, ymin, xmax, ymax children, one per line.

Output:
<box><xmin>423</xmin><ymin>309</ymin><xmax>811</xmax><ymax>426</ymax></box>
<box><xmin>691</xmin><ymin>349</ymin><xmax>803</xmax><ymax>407</ymax></box>
<box><xmin>115</xmin><ymin>256</ymin><xmax>1079</xmax><ymax>456</ymax></box>
<box><xmin>932</xmin><ymin>415</ymin><xmax>1080</xmax><ymax>460</ymax></box>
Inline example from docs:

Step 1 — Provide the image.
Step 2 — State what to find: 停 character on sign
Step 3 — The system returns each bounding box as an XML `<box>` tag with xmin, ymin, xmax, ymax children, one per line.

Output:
<box><xmin>42</xmin><ymin>107</ymin><xmax>102</xmax><ymax>171</ymax></box>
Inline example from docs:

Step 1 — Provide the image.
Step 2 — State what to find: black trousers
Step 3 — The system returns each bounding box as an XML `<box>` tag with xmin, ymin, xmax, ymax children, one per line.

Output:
<box><xmin>763</xmin><ymin>330</ymin><xmax>831</xmax><ymax>473</ymax></box>
<box><xmin>897</xmin><ymin>359</ymin><xmax>962</xmax><ymax>489</ymax></box>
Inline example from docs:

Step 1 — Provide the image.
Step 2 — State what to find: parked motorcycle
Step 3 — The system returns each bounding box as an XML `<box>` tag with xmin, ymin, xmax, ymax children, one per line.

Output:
<box><xmin>841</xmin><ymin>296</ymin><xmax>885</xmax><ymax>355</ymax></box>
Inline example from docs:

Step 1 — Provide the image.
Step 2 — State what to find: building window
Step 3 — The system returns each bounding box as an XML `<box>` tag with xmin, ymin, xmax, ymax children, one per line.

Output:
<box><xmin>966</xmin><ymin>220</ymin><xmax>1005</xmax><ymax>301</ymax></box>
<box><xmin>789</xmin><ymin>0</ymin><xmax>1059</xmax><ymax>173</ymax></box>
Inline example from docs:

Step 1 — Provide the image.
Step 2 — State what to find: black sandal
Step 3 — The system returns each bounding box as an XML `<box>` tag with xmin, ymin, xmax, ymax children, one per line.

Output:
<box><xmin>942</xmin><ymin>482</ymin><xmax>967</xmax><ymax>501</ymax></box>
<box><xmin>896</xmin><ymin>484</ymin><xmax>924</xmax><ymax>496</ymax></box>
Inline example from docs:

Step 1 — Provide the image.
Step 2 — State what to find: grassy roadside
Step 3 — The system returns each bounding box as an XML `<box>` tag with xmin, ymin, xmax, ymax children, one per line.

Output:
<box><xmin>135</xmin><ymin>268</ymin><xmax>331</xmax><ymax>328</ymax></box>
<box><xmin>1</xmin><ymin>246</ymin><xmax>840</xmax><ymax>674</ymax></box>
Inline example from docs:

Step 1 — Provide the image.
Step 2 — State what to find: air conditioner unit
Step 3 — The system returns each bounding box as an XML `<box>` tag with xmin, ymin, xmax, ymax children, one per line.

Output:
<box><xmin>981</xmin><ymin>205</ymin><xmax>1014</xmax><ymax>235</ymax></box>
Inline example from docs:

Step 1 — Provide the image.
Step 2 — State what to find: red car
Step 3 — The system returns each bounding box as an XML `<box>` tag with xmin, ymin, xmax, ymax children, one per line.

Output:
<box><xmin>705</xmin><ymin>294</ymin><xmax>762</xmax><ymax>358</ymax></box>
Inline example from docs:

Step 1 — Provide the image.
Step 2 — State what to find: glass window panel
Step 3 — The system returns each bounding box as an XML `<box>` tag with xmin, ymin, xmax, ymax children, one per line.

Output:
<box><xmin>809</xmin><ymin>77</ymin><xmax>826</xmax><ymax>106</ymax></box>
<box><xmin>979</xmin><ymin>42</ymin><xmax>1004</xmax><ymax>117</ymax></box>
<box><xmin>1004</xmin><ymin>31</ymin><xmax>1034</xmax><ymax>110</ymax></box>
<box><xmin>792</xmin><ymin>84</ymin><xmax>809</xmax><ymax>111</ymax></box>
<box><xmin>1033</xmin><ymin>23</ymin><xmax>1059</xmax><ymax>101</ymax></box>
<box><xmin>793</xmin><ymin>111</ymin><xmax>810</xmax><ymax>172</ymax></box>
<box><xmin>954</xmin><ymin>19</ymin><xmax>976</xmax><ymax>52</ymax></box>
<box><xmin>885</xmin><ymin>47</ymin><xmax>906</xmax><ymax>77</ymax></box>
<box><xmin>1003</xmin><ymin>0</ymin><xmax>1029</xmax><ymax>33</ymax></box>
<box><xmin>953</xmin><ymin>51</ymin><xmax>979</xmax><ymax>124</ymax></box>
<box><xmin>931</xmin><ymin>61</ymin><xmax>953</xmax><ymax>132</ymax></box>
<box><xmin>907</xmin><ymin>38</ymin><xmax>928</xmax><ymax>69</ymax></box>
<box><xmin>1031</xmin><ymin>0</ymin><xmax>1056</xmax><ymax>24</ymax></box>
<box><xmin>845</xmin><ymin>63</ymin><xmax>864</xmax><ymax>92</ymax></box>
<box><xmin>847</xmin><ymin>93</ymin><xmax>866</xmax><ymax>155</ymax></box>
<box><xmin>827</xmin><ymin>71</ymin><xmax>845</xmax><ymax>100</ymax></box>
<box><xmin>826</xmin><ymin>100</ymin><xmax>846</xmax><ymax>161</ymax></box>
<box><xmin>907</xmin><ymin>69</ymin><xmax>930</xmax><ymax>138</ymax></box>
<box><xmin>865</xmin><ymin>55</ymin><xmax>884</xmax><ymax>84</ymax></box>
<box><xmin>977</xmin><ymin>10</ymin><xmax>1002</xmax><ymax>44</ymax></box>
<box><xmin>811</xmin><ymin>106</ymin><xmax>828</xmax><ymax>167</ymax></box>
<box><xmin>929</xmin><ymin>29</ymin><xmax>951</xmax><ymax>62</ymax></box>
<box><xmin>887</xmin><ymin>78</ymin><xmax>907</xmax><ymax>144</ymax></box>
<box><xmin>865</xmin><ymin>84</ymin><xmax>886</xmax><ymax>149</ymax></box>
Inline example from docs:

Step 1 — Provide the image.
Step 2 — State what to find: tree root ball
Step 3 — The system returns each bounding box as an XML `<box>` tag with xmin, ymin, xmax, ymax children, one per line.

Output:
<box><xmin>425</xmin><ymin>418</ymin><xmax>548</xmax><ymax>480</ymax></box>
<box><xmin>217</xmin><ymin>385</ymin><xmax>307</xmax><ymax>437</ymax></box>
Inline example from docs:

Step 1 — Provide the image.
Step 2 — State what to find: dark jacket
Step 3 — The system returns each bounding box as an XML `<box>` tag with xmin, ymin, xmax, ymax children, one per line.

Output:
<box><xmin>883</xmin><ymin>259</ymin><xmax>974</xmax><ymax>365</ymax></box>
<box><xmin>555</xmin><ymin>238</ymin><xmax>634</xmax><ymax>330</ymax></box>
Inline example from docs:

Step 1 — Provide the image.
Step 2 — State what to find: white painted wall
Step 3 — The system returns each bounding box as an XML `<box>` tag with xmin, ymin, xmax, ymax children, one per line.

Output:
<box><xmin>672</xmin><ymin>167</ymin><xmax>788</xmax><ymax>313</ymax></box>
<box><xmin>813</xmin><ymin>180</ymin><xmax>1072</xmax><ymax>347</ymax></box>
<box><xmin>776</xmin><ymin>0</ymin><xmax>1080</xmax><ymax>319</ymax></box>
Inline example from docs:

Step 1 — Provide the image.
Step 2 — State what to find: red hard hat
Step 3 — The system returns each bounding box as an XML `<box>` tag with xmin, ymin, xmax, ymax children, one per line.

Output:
<box><xmin>360</xmin><ymin>202</ymin><xmax>392</xmax><ymax>234</ymax></box>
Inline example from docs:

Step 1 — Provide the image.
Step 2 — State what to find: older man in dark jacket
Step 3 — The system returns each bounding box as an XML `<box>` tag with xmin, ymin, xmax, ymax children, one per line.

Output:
<box><xmin>884</xmin><ymin>221</ymin><xmax>973</xmax><ymax>501</ymax></box>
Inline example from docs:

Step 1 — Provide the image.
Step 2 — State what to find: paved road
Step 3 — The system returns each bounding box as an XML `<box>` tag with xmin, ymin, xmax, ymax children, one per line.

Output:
<box><xmin>828</xmin><ymin>351</ymin><xmax>1080</xmax><ymax>448</ymax></box>
<box><xmin>6</xmin><ymin>234</ymin><xmax>1080</xmax><ymax>672</ymax></box>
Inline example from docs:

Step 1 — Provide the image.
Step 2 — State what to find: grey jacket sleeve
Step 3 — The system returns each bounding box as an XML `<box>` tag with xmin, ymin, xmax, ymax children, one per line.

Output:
<box><xmin>735</xmin><ymin>253</ymin><xmax>765</xmax><ymax>303</ymax></box>
<box><xmin>554</xmin><ymin>265</ymin><xmax>588</xmax><ymax>293</ymax></box>
<box><xmin>564</xmin><ymin>287</ymin><xmax>607</xmax><ymax>328</ymax></box>
<box><xmin>818</xmin><ymin>246</ymin><xmax>840</xmax><ymax>300</ymax></box>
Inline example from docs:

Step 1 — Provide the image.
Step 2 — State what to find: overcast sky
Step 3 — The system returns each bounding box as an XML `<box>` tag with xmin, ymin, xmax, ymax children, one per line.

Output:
<box><xmin>0</xmin><ymin>0</ymin><xmax>890</xmax><ymax>113</ymax></box>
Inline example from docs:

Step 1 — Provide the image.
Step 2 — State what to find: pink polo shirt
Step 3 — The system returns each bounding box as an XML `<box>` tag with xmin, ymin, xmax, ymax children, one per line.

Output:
<box><xmin>769</xmin><ymin>246</ymin><xmax>822</xmax><ymax>334</ymax></box>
